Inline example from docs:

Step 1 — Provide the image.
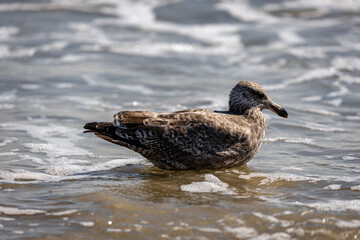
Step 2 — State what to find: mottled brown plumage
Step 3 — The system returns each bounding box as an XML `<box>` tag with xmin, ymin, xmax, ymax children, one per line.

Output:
<box><xmin>84</xmin><ymin>81</ymin><xmax>288</xmax><ymax>170</ymax></box>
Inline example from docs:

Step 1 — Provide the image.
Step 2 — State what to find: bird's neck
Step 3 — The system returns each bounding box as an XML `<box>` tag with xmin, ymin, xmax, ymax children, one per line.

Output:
<box><xmin>245</xmin><ymin>107</ymin><xmax>267</xmax><ymax>147</ymax></box>
<box><xmin>244</xmin><ymin>107</ymin><xmax>266</xmax><ymax>126</ymax></box>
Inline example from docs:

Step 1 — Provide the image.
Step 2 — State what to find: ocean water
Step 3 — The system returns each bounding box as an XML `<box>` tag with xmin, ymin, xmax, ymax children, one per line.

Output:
<box><xmin>0</xmin><ymin>0</ymin><xmax>360</xmax><ymax>239</ymax></box>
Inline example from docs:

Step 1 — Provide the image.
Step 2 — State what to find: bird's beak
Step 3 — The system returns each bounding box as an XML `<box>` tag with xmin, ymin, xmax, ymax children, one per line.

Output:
<box><xmin>267</xmin><ymin>100</ymin><xmax>288</xmax><ymax>118</ymax></box>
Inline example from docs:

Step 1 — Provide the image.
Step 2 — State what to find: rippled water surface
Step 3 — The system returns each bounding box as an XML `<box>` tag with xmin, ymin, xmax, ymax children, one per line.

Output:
<box><xmin>1</xmin><ymin>0</ymin><xmax>360</xmax><ymax>239</ymax></box>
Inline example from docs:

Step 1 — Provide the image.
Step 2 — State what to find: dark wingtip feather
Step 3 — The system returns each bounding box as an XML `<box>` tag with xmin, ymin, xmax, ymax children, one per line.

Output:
<box><xmin>84</xmin><ymin>122</ymin><xmax>98</xmax><ymax>130</ymax></box>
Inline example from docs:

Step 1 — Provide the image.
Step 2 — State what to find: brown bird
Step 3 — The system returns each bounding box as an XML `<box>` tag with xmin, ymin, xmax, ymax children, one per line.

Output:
<box><xmin>84</xmin><ymin>81</ymin><xmax>288</xmax><ymax>170</ymax></box>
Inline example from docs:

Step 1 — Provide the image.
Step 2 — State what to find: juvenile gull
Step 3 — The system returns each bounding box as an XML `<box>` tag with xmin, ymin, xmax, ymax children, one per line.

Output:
<box><xmin>84</xmin><ymin>81</ymin><xmax>288</xmax><ymax>170</ymax></box>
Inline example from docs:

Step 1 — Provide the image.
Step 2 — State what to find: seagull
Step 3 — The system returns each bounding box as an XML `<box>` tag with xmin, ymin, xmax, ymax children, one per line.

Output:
<box><xmin>84</xmin><ymin>81</ymin><xmax>288</xmax><ymax>170</ymax></box>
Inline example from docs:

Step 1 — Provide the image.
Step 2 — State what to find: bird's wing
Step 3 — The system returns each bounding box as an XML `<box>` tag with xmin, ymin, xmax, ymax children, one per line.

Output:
<box><xmin>113</xmin><ymin>110</ymin><xmax>157</xmax><ymax>127</ymax></box>
<box><xmin>144</xmin><ymin>110</ymin><xmax>247</xmax><ymax>156</ymax></box>
<box><xmin>85</xmin><ymin>109</ymin><xmax>249</xmax><ymax>159</ymax></box>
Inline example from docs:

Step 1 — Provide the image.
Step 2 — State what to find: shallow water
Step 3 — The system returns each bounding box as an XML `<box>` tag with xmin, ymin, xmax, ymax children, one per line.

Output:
<box><xmin>1</xmin><ymin>0</ymin><xmax>360</xmax><ymax>239</ymax></box>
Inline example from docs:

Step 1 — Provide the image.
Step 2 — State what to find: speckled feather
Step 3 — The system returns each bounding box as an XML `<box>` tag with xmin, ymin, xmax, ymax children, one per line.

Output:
<box><xmin>84</xmin><ymin>81</ymin><xmax>288</xmax><ymax>170</ymax></box>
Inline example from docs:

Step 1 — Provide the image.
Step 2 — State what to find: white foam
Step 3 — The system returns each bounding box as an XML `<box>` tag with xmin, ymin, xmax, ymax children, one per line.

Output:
<box><xmin>2</xmin><ymin>121</ymin><xmax>93</xmax><ymax>159</ymax></box>
<box><xmin>0</xmin><ymin>89</ymin><xmax>16</xmax><ymax>102</ymax></box>
<box><xmin>10</xmin><ymin>47</ymin><xmax>36</xmax><ymax>58</ymax></box>
<box><xmin>280</xmin><ymin>167</ymin><xmax>304</xmax><ymax>171</ymax></box>
<box><xmin>46</xmin><ymin>209</ymin><xmax>78</xmax><ymax>216</ymax></box>
<box><xmin>322</xmin><ymin>174</ymin><xmax>360</xmax><ymax>183</ymax></box>
<box><xmin>285</xmin><ymin>227</ymin><xmax>305</xmax><ymax>236</ymax></box>
<box><xmin>339</xmin><ymin>74</ymin><xmax>360</xmax><ymax>84</ymax></box>
<box><xmin>238</xmin><ymin>172</ymin><xmax>317</xmax><ymax>185</ymax></box>
<box><xmin>23</xmin><ymin>142</ymin><xmax>89</xmax><ymax>159</ymax></box>
<box><xmin>54</xmin><ymin>83</ymin><xmax>75</xmax><ymax>89</ymax></box>
<box><xmin>122</xmin><ymin>0</ymin><xmax>240</xmax><ymax>45</ymax></box>
<box><xmin>0</xmin><ymin>26</ymin><xmax>19</xmax><ymax>41</ymax></box>
<box><xmin>350</xmin><ymin>185</ymin><xmax>360</xmax><ymax>191</ymax></box>
<box><xmin>0</xmin><ymin>137</ymin><xmax>17</xmax><ymax>147</ymax></box>
<box><xmin>281</xmin><ymin>0</ymin><xmax>360</xmax><ymax>12</ymax></box>
<box><xmin>0</xmin><ymin>1</ymin><xmax>121</xmax><ymax>15</ymax></box>
<box><xmin>335</xmin><ymin>219</ymin><xmax>360</xmax><ymax>228</ymax></box>
<box><xmin>62</xmin><ymin>95</ymin><xmax>119</xmax><ymax>111</ymax></box>
<box><xmin>307</xmin><ymin>200</ymin><xmax>360</xmax><ymax>212</ymax></box>
<box><xmin>0</xmin><ymin>103</ymin><xmax>14</xmax><ymax>110</ymax></box>
<box><xmin>292</xmin><ymin>68</ymin><xmax>337</xmax><ymax>85</ymax></box>
<box><xmin>224</xmin><ymin>226</ymin><xmax>258</xmax><ymax>239</ymax></box>
<box><xmin>0</xmin><ymin>44</ymin><xmax>10</xmax><ymax>59</ymax></box>
<box><xmin>253</xmin><ymin>212</ymin><xmax>293</xmax><ymax>228</ymax></box>
<box><xmin>180</xmin><ymin>174</ymin><xmax>235</xmax><ymax>195</ymax></box>
<box><xmin>278</xmin><ymin>30</ymin><xmax>304</xmax><ymax>45</ymax></box>
<box><xmin>108</xmin><ymin>41</ymin><xmax>237</xmax><ymax>57</ymax></box>
<box><xmin>28</xmin><ymin>223</ymin><xmax>39</xmax><ymax>226</ymax></box>
<box><xmin>93</xmin><ymin>1</ymin><xmax>243</xmax><ymax>55</ymax></box>
<box><xmin>324</xmin><ymin>184</ymin><xmax>341</xmax><ymax>190</ymax></box>
<box><xmin>193</xmin><ymin>227</ymin><xmax>222</xmax><ymax>233</ymax></box>
<box><xmin>323</xmin><ymin>98</ymin><xmax>342</xmax><ymax>107</ymax></box>
<box><xmin>253</xmin><ymin>212</ymin><xmax>279</xmax><ymax>223</ymax></box>
<box><xmin>264</xmin><ymin>68</ymin><xmax>338</xmax><ymax>91</ymax></box>
<box><xmin>1</xmin><ymin>158</ymin><xmax>147</xmax><ymax>183</ymax></box>
<box><xmin>5</xmin><ymin>41</ymin><xmax>68</xmax><ymax>59</ymax></box>
<box><xmin>289</xmin><ymin>46</ymin><xmax>344</xmax><ymax>59</ymax></box>
<box><xmin>264</xmin><ymin>137</ymin><xmax>316</xmax><ymax>146</ymax></box>
<box><xmin>256</xmin><ymin>232</ymin><xmax>292</xmax><ymax>240</ymax></box>
<box><xmin>107</xmin><ymin>228</ymin><xmax>123</xmax><ymax>233</ymax></box>
<box><xmin>216</xmin><ymin>1</ymin><xmax>277</xmax><ymax>23</ymax></box>
<box><xmin>0</xmin><ymin>167</ymin><xmax>98</xmax><ymax>184</ymax></box>
<box><xmin>332</xmin><ymin>57</ymin><xmax>360</xmax><ymax>71</ymax></box>
<box><xmin>239</xmin><ymin>169</ymin><xmax>360</xmax><ymax>186</ymax></box>
<box><xmin>37</xmin><ymin>41</ymin><xmax>68</xmax><ymax>52</ymax></box>
<box><xmin>67</xmin><ymin>22</ymin><xmax>111</xmax><ymax>46</ymax></box>
<box><xmin>42</xmin><ymin>158</ymin><xmax>147</xmax><ymax>176</ymax></box>
<box><xmin>0</xmin><ymin>3</ymin><xmax>48</xmax><ymax>12</ymax></box>
<box><xmin>304</xmin><ymin>122</ymin><xmax>345</xmax><ymax>132</ymax></box>
<box><xmin>0</xmin><ymin>206</ymin><xmax>45</xmax><ymax>215</ymax></box>
<box><xmin>342</xmin><ymin>155</ymin><xmax>357</xmax><ymax>161</ymax></box>
<box><xmin>0</xmin><ymin>169</ymin><xmax>61</xmax><ymax>182</ymax></box>
<box><xmin>0</xmin><ymin>217</ymin><xmax>15</xmax><ymax>221</ymax></box>
<box><xmin>297</xmin><ymin>108</ymin><xmax>340</xmax><ymax>117</ymax></box>
<box><xmin>327</xmin><ymin>82</ymin><xmax>349</xmax><ymax>97</ymax></box>
<box><xmin>19</xmin><ymin>154</ymin><xmax>47</xmax><ymax>165</ymax></box>
<box><xmin>3</xmin><ymin>189</ymin><xmax>15</xmax><ymax>192</ymax></box>
<box><xmin>301</xmin><ymin>95</ymin><xmax>322</xmax><ymax>102</ymax></box>
<box><xmin>345</xmin><ymin>115</ymin><xmax>360</xmax><ymax>121</ymax></box>
<box><xmin>115</xmin><ymin>83</ymin><xmax>155</xmax><ymax>96</ymax></box>
<box><xmin>60</xmin><ymin>54</ymin><xmax>87</xmax><ymax>63</ymax></box>
<box><xmin>114</xmin><ymin>0</ymin><xmax>155</xmax><ymax>25</ymax></box>
<box><xmin>73</xmin><ymin>94</ymin><xmax>106</xmax><ymax>110</ymax></box>
<box><xmin>79</xmin><ymin>221</ymin><xmax>94</xmax><ymax>227</ymax></box>
<box><xmin>83</xmin><ymin>75</ymin><xmax>154</xmax><ymax>95</ymax></box>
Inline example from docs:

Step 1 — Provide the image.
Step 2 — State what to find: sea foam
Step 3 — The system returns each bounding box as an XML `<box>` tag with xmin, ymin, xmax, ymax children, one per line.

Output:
<box><xmin>307</xmin><ymin>200</ymin><xmax>360</xmax><ymax>212</ymax></box>
<box><xmin>180</xmin><ymin>174</ymin><xmax>235</xmax><ymax>195</ymax></box>
<box><xmin>0</xmin><ymin>206</ymin><xmax>46</xmax><ymax>216</ymax></box>
<box><xmin>2</xmin><ymin>121</ymin><xmax>92</xmax><ymax>159</ymax></box>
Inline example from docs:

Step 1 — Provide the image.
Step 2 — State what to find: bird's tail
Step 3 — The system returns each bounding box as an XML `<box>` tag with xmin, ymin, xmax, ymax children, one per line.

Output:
<box><xmin>83</xmin><ymin>122</ymin><xmax>120</xmax><ymax>144</ymax></box>
<box><xmin>83</xmin><ymin>121</ymin><xmax>148</xmax><ymax>151</ymax></box>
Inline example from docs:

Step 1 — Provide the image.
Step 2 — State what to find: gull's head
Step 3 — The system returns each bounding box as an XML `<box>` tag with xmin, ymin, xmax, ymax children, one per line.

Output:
<box><xmin>229</xmin><ymin>81</ymin><xmax>288</xmax><ymax>118</ymax></box>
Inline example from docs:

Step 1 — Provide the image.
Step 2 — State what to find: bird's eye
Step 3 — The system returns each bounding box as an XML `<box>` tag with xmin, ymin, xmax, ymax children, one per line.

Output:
<box><xmin>257</xmin><ymin>92</ymin><xmax>265</xmax><ymax>99</ymax></box>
